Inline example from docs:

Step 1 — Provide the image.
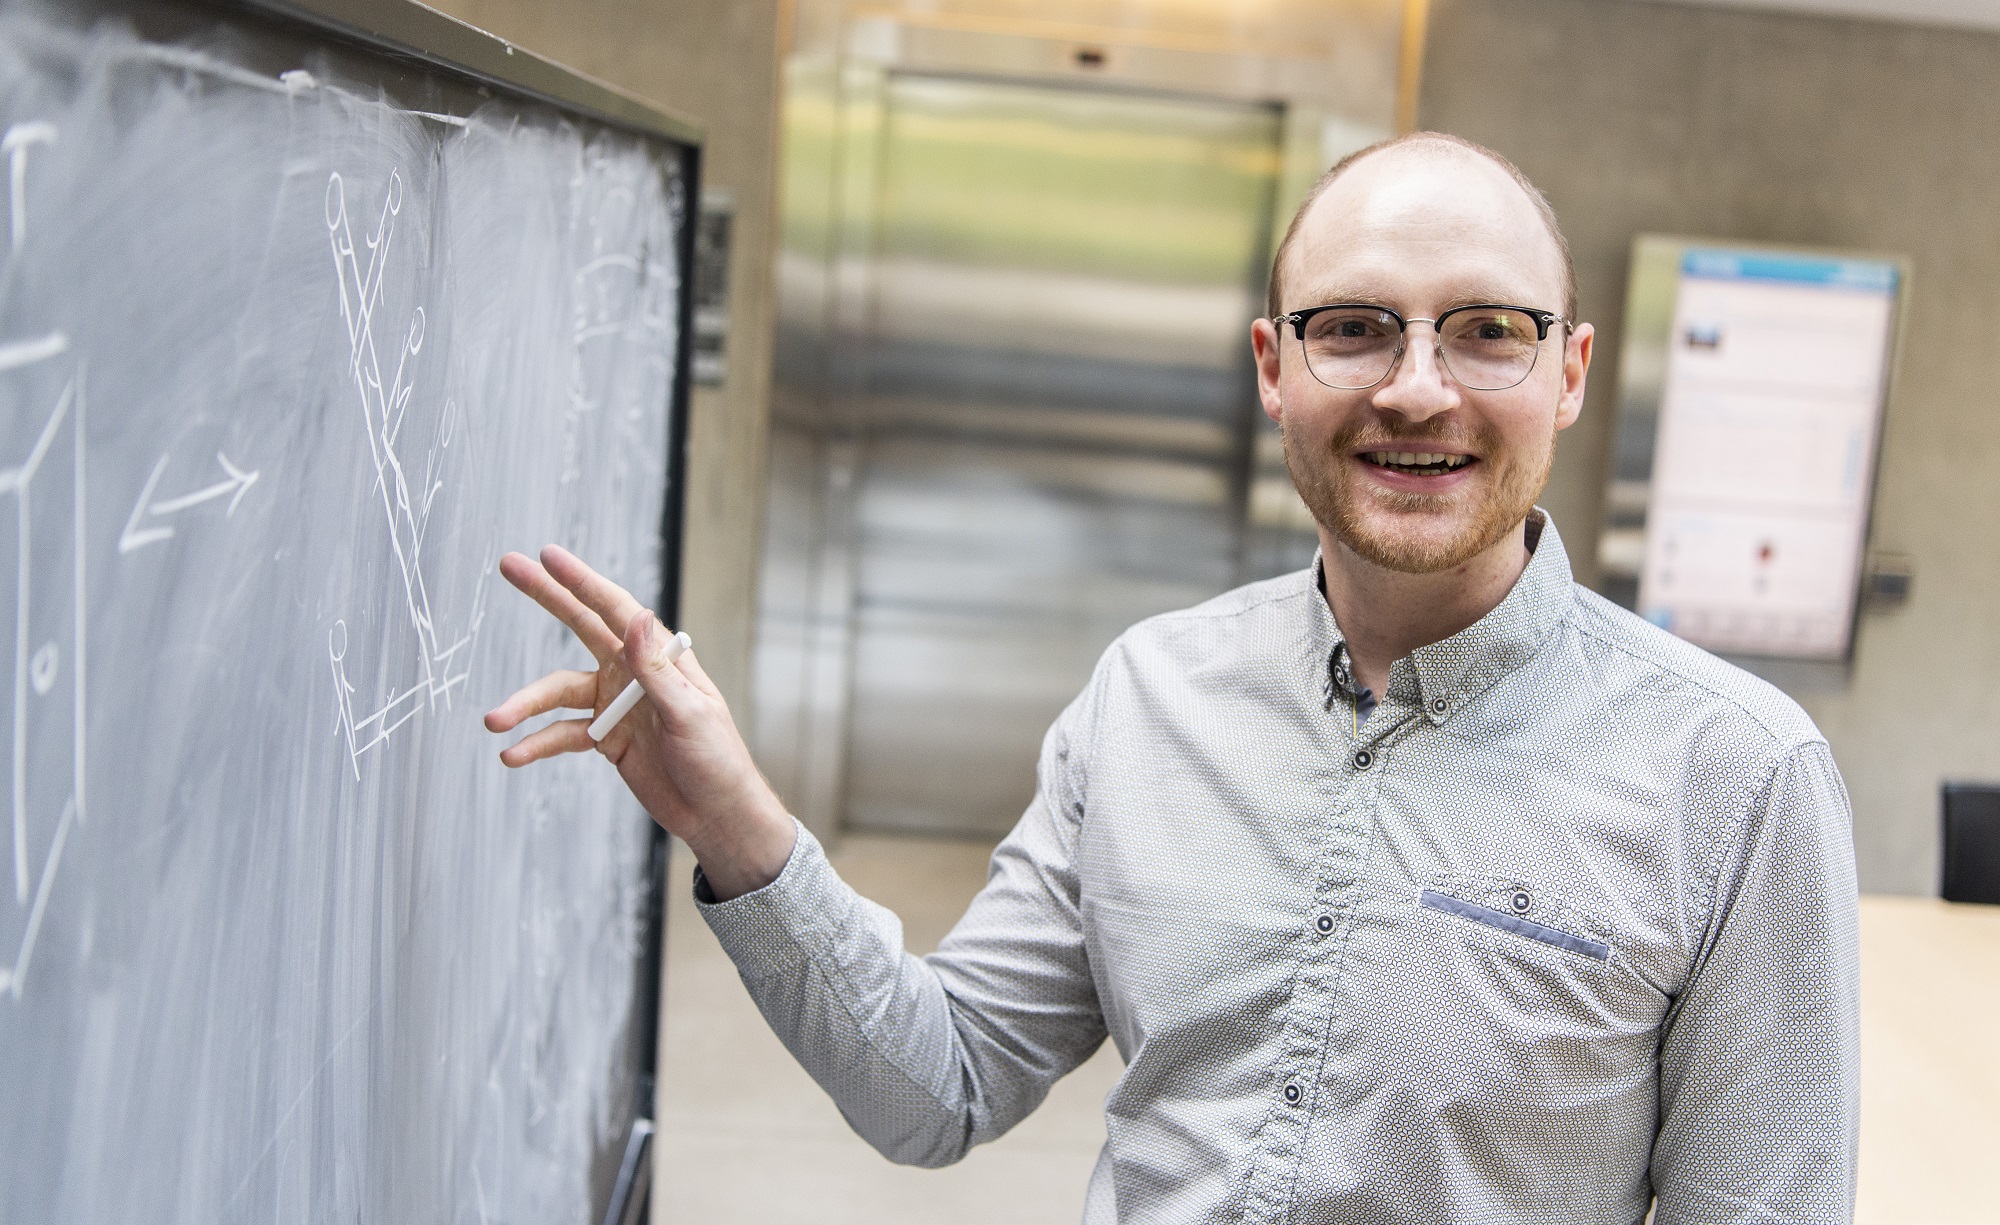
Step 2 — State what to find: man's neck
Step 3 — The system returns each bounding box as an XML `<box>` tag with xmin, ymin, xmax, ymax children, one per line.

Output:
<box><xmin>1319</xmin><ymin>518</ymin><xmax>1535</xmax><ymax>700</ymax></box>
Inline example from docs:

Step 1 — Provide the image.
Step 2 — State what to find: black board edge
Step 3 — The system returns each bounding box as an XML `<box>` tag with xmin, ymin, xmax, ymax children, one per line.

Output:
<box><xmin>227</xmin><ymin>0</ymin><xmax>705</xmax><ymax>147</ymax></box>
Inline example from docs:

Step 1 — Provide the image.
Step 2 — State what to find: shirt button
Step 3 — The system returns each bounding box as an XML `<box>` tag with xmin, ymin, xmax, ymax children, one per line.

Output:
<box><xmin>1351</xmin><ymin>748</ymin><xmax>1373</xmax><ymax>769</ymax></box>
<box><xmin>1283</xmin><ymin>1082</ymin><xmax>1303</xmax><ymax>1105</ymax></box>
<box><xmin>1431</xmin><ymin>696</ymin><xmax>1449</xmax><ymax>714</ymax></box>
<box><xmin>1316</xmin><ymin>914</ymin><xmax>1335</xmax><ymax>934</ymax></box>
<box><xmin>1511</xmin><ymin>889</ymin><xmax>1532</xmax><ymax>913</ymax></box>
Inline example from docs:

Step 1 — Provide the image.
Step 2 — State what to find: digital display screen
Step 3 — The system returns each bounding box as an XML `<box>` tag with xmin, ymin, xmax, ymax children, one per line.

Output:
<box><xmin>1635</xmin><ymin>249</ymin><xmax>1900</xmax><ymax>661</ymax></box>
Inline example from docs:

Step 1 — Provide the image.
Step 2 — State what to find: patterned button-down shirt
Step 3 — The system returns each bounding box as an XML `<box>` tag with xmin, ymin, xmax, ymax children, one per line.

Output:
<box><xmin>698</xmin><ymin>513</ymin><xmax>1860</xmax><ymax>1224</ymax></box>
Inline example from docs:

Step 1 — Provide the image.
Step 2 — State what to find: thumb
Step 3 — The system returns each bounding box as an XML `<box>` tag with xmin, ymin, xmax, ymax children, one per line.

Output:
<box><xmin>622</xmin><ymin>610</ymin><xmax>692</xmax><ymax>707</ymax></box>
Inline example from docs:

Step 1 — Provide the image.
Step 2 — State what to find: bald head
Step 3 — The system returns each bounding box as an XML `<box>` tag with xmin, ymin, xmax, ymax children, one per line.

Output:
<box><xmin>1267</xmin><ymin>132</ymin><xmax>1577</xmax><ymax>323</ymax></box>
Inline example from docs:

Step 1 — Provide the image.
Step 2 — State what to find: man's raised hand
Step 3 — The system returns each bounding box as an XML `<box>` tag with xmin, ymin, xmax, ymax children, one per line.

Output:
<box><xmin>483</xmin><ymin>545</ymin><xmax>796</xmax><ymax>899</ymax></box>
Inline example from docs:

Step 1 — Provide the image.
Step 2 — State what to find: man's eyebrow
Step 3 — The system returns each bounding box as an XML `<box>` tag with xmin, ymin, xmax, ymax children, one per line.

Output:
<box><xmin>1288</xmin><ymin>286</ymin><xmax>1549</xmax><ymax>313</ymax></box>
<box><xmin>1437</xmin><ymin>289</ymin><xmax>1545</xmax><ymax>311</ymax></box>
<box><xmin>1289</xmin><ymin>288</ymin><xmax>1397</xmax><ymax>310</ymax></box>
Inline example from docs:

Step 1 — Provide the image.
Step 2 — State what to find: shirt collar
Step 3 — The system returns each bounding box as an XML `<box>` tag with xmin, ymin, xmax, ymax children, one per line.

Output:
<box><xmin>1304</xmin><ymin>509</ymin><xmax>1575</xmax><ymax>723</ymax></box>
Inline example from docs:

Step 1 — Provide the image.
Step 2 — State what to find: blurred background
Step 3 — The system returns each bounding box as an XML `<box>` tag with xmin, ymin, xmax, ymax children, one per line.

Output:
<box><xmin>436</xmin><ymin>0</ymin><xmax>1999</xmax><ymax>1219</ymax></box>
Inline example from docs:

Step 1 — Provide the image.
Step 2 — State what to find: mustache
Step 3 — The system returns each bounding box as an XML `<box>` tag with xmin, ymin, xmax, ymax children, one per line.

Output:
<box><xmin>1325</xmin><ymin>420</ymin><xmax>1489</xmax><ymax>454</ymax></box>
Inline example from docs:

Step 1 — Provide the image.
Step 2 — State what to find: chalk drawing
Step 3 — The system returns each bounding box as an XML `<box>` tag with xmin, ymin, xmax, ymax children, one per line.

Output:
<box><xmin>117</xmin><ymin>451</ymin><xmax>260</xmax><ymax>554</ymax></box>
<box><xmin>4</xmin><ymin>114</ymin><xmax>272</xmax><ymax>997</ymax></box>
<box><xmin>0</xmin><ymin>796</ymin><xmax>75</xmax><ymax>999</ymax></box>
<box><xmin>0</xmin><ymin>372</ymin><xmax>85</xmax><ymax>1000</ymax></box>
<box><xmin>0</xmin><ymin>115</ymin><xmax>86</xmax><ymax>999</ymax></box>
<box><xmin>324</xmin><ymin>168</ymin><xmax>488</xmax><ymax>775</ymax></box>
<box><xmin>3</xmin><ymin>121</ymin><xmax>56</xmax><ymax>252</ymax></box>
<box><xmin>1</xmin><ymin>376</ymin><xmax>81</xmax><ymax>893</ymax></box>
<box><xmin>0</xmin><ymin>332</ymin><xmax>66</xmax><ymax>372</ymax></box>
<box><xmin>29</xmin><ymin>642</ymin><xmax>56</xmax><ymax>695</ymax></box>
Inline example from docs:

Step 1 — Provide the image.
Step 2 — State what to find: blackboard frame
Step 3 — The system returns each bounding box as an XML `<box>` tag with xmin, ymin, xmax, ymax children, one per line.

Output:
<box><xmin>120</xmin><ymin>0</ymin><xmax>701</xmax><ymax>1209</ymax></box>
<box><xmin>232</xmin><ymin>0</ymin><xmax>704</xmax><ymax>148</ymax></box>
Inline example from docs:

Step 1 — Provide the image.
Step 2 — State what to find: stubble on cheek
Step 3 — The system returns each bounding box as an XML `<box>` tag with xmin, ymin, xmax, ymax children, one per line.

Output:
<box><xmin>1280</xmin><ymin>413</ymin><xmax>1556</xmax><ymax>575</ymax></box>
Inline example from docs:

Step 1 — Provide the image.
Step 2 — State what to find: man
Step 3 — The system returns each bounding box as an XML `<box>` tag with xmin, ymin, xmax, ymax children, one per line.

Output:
<box><xmin>485</xmin><ymin>133</ymin><xmax>1859</xmax><ymax>1223</ymax></box>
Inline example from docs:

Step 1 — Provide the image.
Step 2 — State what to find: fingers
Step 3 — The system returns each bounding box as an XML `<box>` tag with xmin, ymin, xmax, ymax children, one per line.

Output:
<box><xmin>541</xmin><ymin>545</ymin><xmax>651</xmax><ymax>654</ymax></box>
<box><xmin>484</xmin><ymin>669</ymin><xmax>598</xmax><ymax>733</ymax></box>
<box><xmin>498</xmin><ymin>552</ymin><xmax>622</xmax><ymax>659</ymax></box>
<box><xmin>498</xmin><ymin>716</ymin><xmax>597</xmax><ymax>768</ymax></box>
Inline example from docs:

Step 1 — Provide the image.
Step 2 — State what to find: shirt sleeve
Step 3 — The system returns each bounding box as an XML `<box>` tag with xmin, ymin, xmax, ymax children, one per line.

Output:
<box><xmin>693</xmin><ymin>683</ymin><xmax>1109</xmax><ymax>1168</ymax></box>
<box><xmin>1651</xmin><ymin>738</ymin><xmax>1861</xmax><ymax>1224</ymax></box>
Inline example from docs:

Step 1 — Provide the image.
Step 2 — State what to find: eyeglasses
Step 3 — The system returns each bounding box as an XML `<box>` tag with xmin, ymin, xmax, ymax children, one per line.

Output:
<box><xmin>1272</xmin><ymin>303</ymin><xmax>1569</xmax><ymax>392</ymax></box>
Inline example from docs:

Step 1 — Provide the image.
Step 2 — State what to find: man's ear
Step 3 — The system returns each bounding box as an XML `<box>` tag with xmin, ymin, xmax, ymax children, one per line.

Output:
<box><xmin>1252</xmin><ymin>317</ymin><xmax>1285</xmax><ymax>425</ymax></box>
<box><xmin>1555</xmin><ymin>321</ymin><xmax>1594</xmax><ymax>431</ymax></box>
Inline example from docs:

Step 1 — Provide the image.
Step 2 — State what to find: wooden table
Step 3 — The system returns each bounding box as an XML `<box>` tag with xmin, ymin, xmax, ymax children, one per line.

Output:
<box><xmin>1858</xmin><ymin>895</ymin><xmax>2000</xmax><ymax>1223</ymax></box>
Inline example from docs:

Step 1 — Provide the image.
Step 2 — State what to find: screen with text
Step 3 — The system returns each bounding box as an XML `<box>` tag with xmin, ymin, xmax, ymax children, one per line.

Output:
<box><xmin>1638</xmin><ymin>249</ymin><xmax>1898</xmax><ymax>661</ymax></box>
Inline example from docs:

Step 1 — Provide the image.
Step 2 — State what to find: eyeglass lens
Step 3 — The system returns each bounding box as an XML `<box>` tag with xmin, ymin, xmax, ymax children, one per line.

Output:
<box><xmin>1299</xmin><ymin>307</ymin><xmax>1544</xmax><ymax>391</ymax></box>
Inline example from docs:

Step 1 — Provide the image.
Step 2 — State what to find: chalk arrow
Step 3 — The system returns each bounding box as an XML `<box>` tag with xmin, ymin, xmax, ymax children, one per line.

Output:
<box><xmin>149</xmin><ymin>452</ymin><xmax>259</xmax><ymax>515</ymax></box>
<box><xmin>119</xmin><ymin>452</ymin><xmax>261</xmax><ymax>554</ymax></box>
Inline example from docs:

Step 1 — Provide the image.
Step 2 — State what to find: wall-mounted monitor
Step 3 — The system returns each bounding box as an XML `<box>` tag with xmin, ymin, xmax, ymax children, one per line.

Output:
<box><xmin>1598</xmin><ymin>236</ymin><xmax>1905</xmax><ymax>666</ymax></box>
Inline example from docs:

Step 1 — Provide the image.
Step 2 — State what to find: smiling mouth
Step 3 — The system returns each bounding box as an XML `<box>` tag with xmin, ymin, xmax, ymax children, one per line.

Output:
<box><xmin>1360</xmin><ymin>450</ymin><xmax>1476</xmax><ymax>477</ymax></box>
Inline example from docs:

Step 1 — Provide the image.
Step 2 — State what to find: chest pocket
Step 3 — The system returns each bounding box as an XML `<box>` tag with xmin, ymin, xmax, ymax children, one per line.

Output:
<box><xmin>1374</xmin><ymin>875</ymin><xmax>1665</xmax><ymax>1221</ymax></box>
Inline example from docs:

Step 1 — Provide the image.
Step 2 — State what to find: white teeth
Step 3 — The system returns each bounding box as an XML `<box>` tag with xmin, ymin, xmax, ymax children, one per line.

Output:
<box><xmin>1365</xmin><ymin>451</ymin><xmax>1472</xmax><ymax>469</ymax></box>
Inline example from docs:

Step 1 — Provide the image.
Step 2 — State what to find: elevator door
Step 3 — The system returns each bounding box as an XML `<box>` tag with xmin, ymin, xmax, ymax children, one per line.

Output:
<box><xmin>844</xmin><ymin>75</ymin><xmax>1281</xmax><ymax>837</ymax></box>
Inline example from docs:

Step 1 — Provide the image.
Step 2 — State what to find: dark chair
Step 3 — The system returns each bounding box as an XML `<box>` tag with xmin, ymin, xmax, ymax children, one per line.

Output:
<box><xmin>1941</xmin><ymin>783</ymin><xmax>2000</xmax><ymax>905</ymax></box>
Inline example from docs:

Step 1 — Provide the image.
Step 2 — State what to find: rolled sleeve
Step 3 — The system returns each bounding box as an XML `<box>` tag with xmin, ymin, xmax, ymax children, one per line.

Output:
<box><xmin>1652</xmin><ymin>739</ymin><xmax>1861</xmax><ymax>1224</ymax></box>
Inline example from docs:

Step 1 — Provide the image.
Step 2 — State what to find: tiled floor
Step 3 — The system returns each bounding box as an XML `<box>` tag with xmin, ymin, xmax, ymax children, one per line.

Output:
<box><xmin>653</xmin><ymin>834</ymin><xmax>2000</xmax><ymax>1224</ymax></box>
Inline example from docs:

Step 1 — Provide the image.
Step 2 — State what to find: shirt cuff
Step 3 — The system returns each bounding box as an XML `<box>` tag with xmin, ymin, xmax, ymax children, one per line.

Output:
<box><xmin>691</xmin><ymin>818</ymin><xmax>833</xmax><ymax>981</ymax></box>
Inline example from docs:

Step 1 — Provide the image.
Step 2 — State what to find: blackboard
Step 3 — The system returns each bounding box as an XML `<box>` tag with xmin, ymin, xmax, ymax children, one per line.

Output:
<box><xmin>0</xmin><ymin>0</ymin><xmax>697</xmax><ymax>1218</ymax></box>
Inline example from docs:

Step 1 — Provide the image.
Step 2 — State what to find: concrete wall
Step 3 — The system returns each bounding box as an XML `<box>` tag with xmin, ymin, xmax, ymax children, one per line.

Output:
<box><xmin>429</xmin><ymin>0</ymin><xmax>784</xmax><ymax>716</ymax></box>
<box><xmin>1420</xmin><ymin>0</ymin><xmax>2000</xmax><ymax>893</ymax></box>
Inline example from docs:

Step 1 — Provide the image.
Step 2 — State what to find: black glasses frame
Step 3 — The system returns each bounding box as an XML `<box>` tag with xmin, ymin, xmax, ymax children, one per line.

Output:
<box><xmin>1271</xmin><ymin>302</ymin><xmax>1572</xmax><ymax>391</ymax></box>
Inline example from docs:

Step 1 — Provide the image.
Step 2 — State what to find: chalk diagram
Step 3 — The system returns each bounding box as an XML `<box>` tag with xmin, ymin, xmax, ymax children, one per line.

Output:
<box><xmin>117</xmin><ymin>451</ymin><xmax>260</xmax><ymax>554</ymax></box>
<box><xmin>0</xmin><ymin>117</ymin><xmax>271</xmax><ymax>1001</ymax></box>
<box><xmin>324</xmin><ymin>168</ymin><xmax>488</xmax><ymax>776</ymax></box>
<box><xmin>0</xmin><ymin>120</ymin><xmax>79</xmax><ymax>1000</ymax></box>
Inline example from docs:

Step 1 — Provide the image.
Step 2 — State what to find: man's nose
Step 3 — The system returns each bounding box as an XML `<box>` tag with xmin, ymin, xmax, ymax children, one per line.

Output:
<box><xmin>1373</xmin><ymin>321</ymin><xmax>1461</xmax><ymax>421</ymax></box>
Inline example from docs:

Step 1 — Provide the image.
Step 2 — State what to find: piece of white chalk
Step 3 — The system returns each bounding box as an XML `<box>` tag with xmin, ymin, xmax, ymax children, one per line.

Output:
<box><xmin>587</xmin><ymin>630</ymin><xmax>690</xmax><ymax>741</ymax></box>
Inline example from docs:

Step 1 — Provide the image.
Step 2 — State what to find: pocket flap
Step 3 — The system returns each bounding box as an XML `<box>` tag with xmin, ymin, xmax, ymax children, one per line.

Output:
<box><xmin>1419</xmin><ymin>889</ymin><xmax>1612</xmax><ymax>961</ymax></box>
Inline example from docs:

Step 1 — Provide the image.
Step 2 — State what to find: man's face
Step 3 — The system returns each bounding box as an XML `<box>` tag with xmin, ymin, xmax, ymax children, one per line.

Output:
<box><xmin>1252</xmin><ymin>150</ymin><xmax>1593</xmax><ymax>575</ymax></box>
